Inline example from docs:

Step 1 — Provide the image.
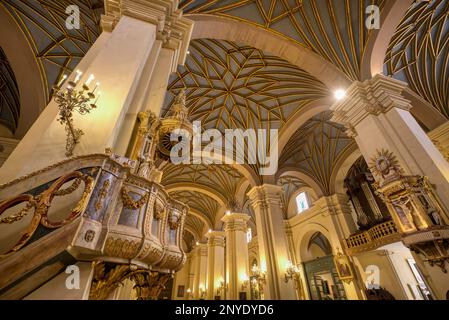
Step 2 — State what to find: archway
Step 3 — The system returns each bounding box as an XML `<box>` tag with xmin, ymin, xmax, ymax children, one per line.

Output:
<box><xmin>299</xmin><ymin>231</ymin><xmax>347</xmax><ymax>300</ymax></box>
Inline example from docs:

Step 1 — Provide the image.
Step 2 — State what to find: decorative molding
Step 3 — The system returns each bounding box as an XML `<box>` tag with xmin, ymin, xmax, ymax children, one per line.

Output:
<box><xmin>331</xmin><ymin>74</ymin><xmax>413</xmax><ymax>128</ymax></box>
<box><xmin>102</xmin><ymin>0</ymin><xmax>193</xmax><ymax>70</ymax></box>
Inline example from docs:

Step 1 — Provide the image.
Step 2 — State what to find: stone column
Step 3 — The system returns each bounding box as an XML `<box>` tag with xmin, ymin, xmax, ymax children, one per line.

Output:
<box><xmin>331</xmin><ymin>74</ymin><xmax>449</xmax><ymax>299</ymax></box>
<box><xmin>247</xmin><ymin>184</ymin><xmax>296</xmax><ymax>300</ymax></box>
<box><xmin>331</xmin><ymin>74</ymin><xmax>449</xmax><ymax>219</ymax></box>
<box><xmin>206</xmin><ymin>231</ymin><xmax>225</xmax><ymax>300</ymax></box>
<box><xmin>191</xmin><ymin>244</ymin><xmax>208</xmax><ymax>300</ymax></box>
<box><xmin>0</xmin><ymin>0</ymin><xmax>193</xmax><ymax>183</ymax></box>
<box><xmin>221</xmin><ymin>213</ymin><xmax>250</xmax><ymax>300</ymax></box>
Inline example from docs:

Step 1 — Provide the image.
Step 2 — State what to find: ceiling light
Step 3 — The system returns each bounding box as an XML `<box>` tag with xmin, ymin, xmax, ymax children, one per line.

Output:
<box><xmin>334</xmin><ymin>89</ymin><xmax>346</xmax><ymax>100</ymax></box>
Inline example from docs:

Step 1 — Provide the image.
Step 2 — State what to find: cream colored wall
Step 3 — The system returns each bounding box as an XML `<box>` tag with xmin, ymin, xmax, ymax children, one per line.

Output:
<box><xmin>352</xmin><ymin>245</ymin><xmax>416</xmax><ymax>300</ymax></box>
<box><xmin>172</xmin><ymin>256</ymin><xmax>191</xmax><ymax>300</ymax></box>
<box><xmin>412</xmin><ymin>251</ymin><xmax>449</xmax><ymax>300</ymax></box>
<box><xmin>287</xmin><ymin>194</ymin><xmax>364</xmax><ymax>300</ymax></box>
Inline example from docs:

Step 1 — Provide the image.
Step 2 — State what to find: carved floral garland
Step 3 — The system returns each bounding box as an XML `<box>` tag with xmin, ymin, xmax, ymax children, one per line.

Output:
<box><xmin>121</xmin><ymin>187</ymin><xmax>149</xmax><ymax>209</ymax></box>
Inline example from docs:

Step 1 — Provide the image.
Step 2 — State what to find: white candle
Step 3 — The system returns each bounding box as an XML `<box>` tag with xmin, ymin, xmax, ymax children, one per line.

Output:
<box><xmin>85</xmin><ymin>74</ymin><xmax>95</xmax><ymax>86</ymax></box>
<box><xmin>74</xmin><ymin>70</ymin><xmax>82</xmax><ymax>83</ymax></box>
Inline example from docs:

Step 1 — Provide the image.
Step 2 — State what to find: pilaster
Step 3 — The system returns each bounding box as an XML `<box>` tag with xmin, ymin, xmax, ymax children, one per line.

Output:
<box><xmin>206</xmin><ymin>231</ymin><xmax>225</xmax><ymax>300</ymax></box>
<box><xmin>221</xmin><ymin>213</ymin><xmax>250</xmax><ymax>300</ymax></box>
<box><xmin>247</xmin><ymin>184</ymin><xmax>296</xmax><ymax>300</ymax></box>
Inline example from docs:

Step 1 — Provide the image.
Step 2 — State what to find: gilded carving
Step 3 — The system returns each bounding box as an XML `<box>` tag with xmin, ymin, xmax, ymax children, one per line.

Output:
<box><xmin>369</xmin><ymin>149</ymin><xmax>404</xmax><ymax>185</ymax></box>
<box><xmin>94</xmin><ymin>179</ymin><xmax>111</xmax><ymax>211</ymax></box>
<box><xmin>104</xmin><ymin>237</ymin><xmax>140</xmax><ymax>260</ymax></box>
<box><xmin>168</xmin><ymin>208</ymin><xmax>182</xmax><ymax>230</ymax></box>
<box><xmin>0</xmin><ymin>171</ymin><xmax>94</xmax><ymax>257</ymax></box>
<box><xmin>120</xmin><ymin>187</ymin><xmax>149</xmax><ymax>210</ymax></box>
<box><xmin>84</xmin><ymin>229</ymin><xmax>96</xmax><ymax>242</ymax></box>
<box><xmin>153</xmin><ymin>202</ymin><xmax>165</xmax><ymax>221</ymax></box>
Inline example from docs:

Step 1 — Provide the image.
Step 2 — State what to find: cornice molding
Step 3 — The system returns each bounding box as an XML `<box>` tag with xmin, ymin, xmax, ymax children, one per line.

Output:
<box><xmin>102</xmin><ymin>0</ymin><xmax>193</xmax><ymax>70</ymax></box>
<box><xmin>221</xmin><ymin>213</ymin><xmax>250</xmax><ymax>232</ymax></box>
<box><xmin>247</xmin><ymin>184</ymin><xmax>283</xmax><ymax>209</ymax></box>
<box><xmin>330</xmin><ymin>74</ymin><xmax>413</xmax><ymax>134</ymax></box>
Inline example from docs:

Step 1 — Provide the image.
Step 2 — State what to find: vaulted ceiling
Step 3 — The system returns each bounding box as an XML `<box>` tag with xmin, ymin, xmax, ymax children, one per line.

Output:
<box><xmin>162</xmin><ymin>163</ymin><xmax>243</xmax><ymax>197</ymax></box>
<box><xmin>384</xmin><ymin>0</ymin><xmax>449</xmax><ymax>118</ymax></box>
<box><xmin>180</xmin><ymin>0</ymin><xmax>387</xmax><ymax>81</ymax></box>
<box><xmin>1</xmin><ymin>0</ymin><xmax>103</xmax><ymax>104</ymax></box>
<box><xmin>162</xmin><ymin>38</ymin><xmax>329</xmax><ymax>131</ymax></box>
<box><xmin>0</xmin><ymin>48</ymin><xmax>19</xmax><ymax>133</ymax></box>
<box><xmin>279</xmin><ymin>111</ymin><xmax>354</xmax><ymax>195</ymax></box>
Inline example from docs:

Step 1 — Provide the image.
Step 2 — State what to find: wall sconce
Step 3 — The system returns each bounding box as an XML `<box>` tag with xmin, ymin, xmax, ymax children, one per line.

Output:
<box><xmin>284</xmin><ymin>261</ymin><xmax>301</xmax><ymax>287</ymax></box>
<box><xmin>251</xmin><ymin>264</ymin><xmax>266</xmax><ymax>291</ymax></box>
<box><xmin>199</xmin><ymin>285</ymin><xmax>206</xmax><ymax>299</ymax></box>
<box><xmin>52</xmin><ymin>70</ymin><xmax>100</xmax><ymax>157</ymax></box>
<box><xmin>186</xmin><ymin>288</ymin><xmax>193</xmax><ymax>299</ymax></box>
<box><xmin>241</xmin><ymin>274</ymin><xmax>249</xmax><ymax>291</ymax></box>
<box><xmin>216</xmin><ymin>280</ymin><xmax>227</xmax><ymax>296</ymax></box>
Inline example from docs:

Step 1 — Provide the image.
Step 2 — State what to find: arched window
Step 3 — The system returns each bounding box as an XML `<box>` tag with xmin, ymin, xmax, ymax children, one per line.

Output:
<box><xmin>296</xmin><ymin>192</ymin><xmax>309</xmax><ymax>214</ymax></box>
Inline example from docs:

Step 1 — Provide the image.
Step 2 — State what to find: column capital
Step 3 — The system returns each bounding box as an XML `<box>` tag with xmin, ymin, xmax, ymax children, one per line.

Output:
<box><xmin>330</xmin><ymin>74</ymin><xmax>412</xmax><ymax>133</ymax></box>
<box><xmin>221</xmin><ymin>213</ymin><xmax>250</xmax><ymax>232</ymax></box>
<box><xmin>102</xmin><ymin>0</ymin><xmax>193</xmax><ymax>70</ymax></box>
<box><xmin>206</xmin><ymin>231</ymin><xmax>225</xmax><ymax>247</ymax></box>
<box><xmin>247</xmin><ymin>184</ymin><xmax>283</xmax><ymax>208</ymax></box>
<box><xmin>192</xmin><ymin>243</ymin><xmax>208</xmax><ymax>256</ymax></box>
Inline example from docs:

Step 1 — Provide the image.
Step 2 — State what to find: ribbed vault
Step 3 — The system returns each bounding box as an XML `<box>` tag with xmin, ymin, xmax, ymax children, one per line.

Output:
<box><xmin>162</xmin><ymin>38</ymin><xmax>329</xmax><ymax>131</ymax></box>
<box><xmin>385</xmin><ymin>0</ymin><xmax>449</xmax><ymax>118</ymax></box>
<box><xmin>161</xmin><ymin>163</ymin><xmax>243</xmax><ymax>208</ymax></box>
<box><xmin>279</xmin><ymin>111</ymin><xmax>354</xmax><ymax>195</ymax></box>
<box><xmin>0</xmin><ymin>47</ymin><xmax>20</xmax><ymax>133</ymax></box>
<box><xmin>1</xmin><ymin>0</ymin><xmax>103</xmax><ymax>102</ymax></box>
<box><xmin>184</xmin><ymin>214</ymin><xmax>206</xmax><ymax>241</ymax></box>
<box><xmin>169</xmin><ymin>190</ymin><xmax>220</xmax><ymax>228</ymax></box>
<box><xmin>180</xmin><ymin>0</ymin><xmax>387</xmax><ymax>81</ymax></box>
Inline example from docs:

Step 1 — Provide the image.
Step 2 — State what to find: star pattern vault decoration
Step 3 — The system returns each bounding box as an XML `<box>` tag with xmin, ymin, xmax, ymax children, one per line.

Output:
<box><xmin>180</xmin><ymin>0</ymin><xmax>386</xmax><ymax>81</ymax></box>
<box><xmin>162</xmin><ymin>38</ymin><xmax>329</xmax><ymax>132</ymax></box>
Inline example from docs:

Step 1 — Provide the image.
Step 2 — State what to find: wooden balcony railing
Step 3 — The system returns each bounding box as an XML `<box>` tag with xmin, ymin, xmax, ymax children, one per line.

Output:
<box><xmin>345</xmin><ymin>220</ymin><xmax>401</xmax><ymax>255</ymax></box>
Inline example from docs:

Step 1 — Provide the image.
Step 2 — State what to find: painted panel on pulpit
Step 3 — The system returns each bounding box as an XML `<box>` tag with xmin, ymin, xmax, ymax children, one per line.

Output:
<box><xmin>85</xmin><ymin>170</ymin><xmax>116</xmax><ymax>221</ymax></box>
<box><xmin>118</xmin><ymin>191</ymin><xmax>145</xmax><ymax>228</ymax></box>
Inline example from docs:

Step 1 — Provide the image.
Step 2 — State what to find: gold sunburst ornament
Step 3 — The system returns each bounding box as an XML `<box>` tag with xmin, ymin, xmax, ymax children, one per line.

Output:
<box><xmin>369</xmin><ymin>149</ymin><xmax>404</xmax><ymax>184</ymax></box>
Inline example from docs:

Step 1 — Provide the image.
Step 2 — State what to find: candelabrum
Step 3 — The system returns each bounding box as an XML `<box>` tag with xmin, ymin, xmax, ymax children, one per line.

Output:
<box><xmin>251</xmin><ymin>264</ymin><xmax>267</xmax><ymax>292</ymax></box>
<box><xmin>186</xmin><ymin>288</ymin><xmax>193</xmax><ymax>300</ymax></box>
<box><xmin>52</xmin><ymin>71</ymin><xmax>100</xmax><ymax>157</ymax></box>
<box><xmin>284</xmin><ymin>261</ymin><xmax>301</xmax><ymax>287</ymax></box>
<box><xmin>216</xmin><ymin>281</ymin><xmax>227</xmax><ymax>296</ymax></box>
